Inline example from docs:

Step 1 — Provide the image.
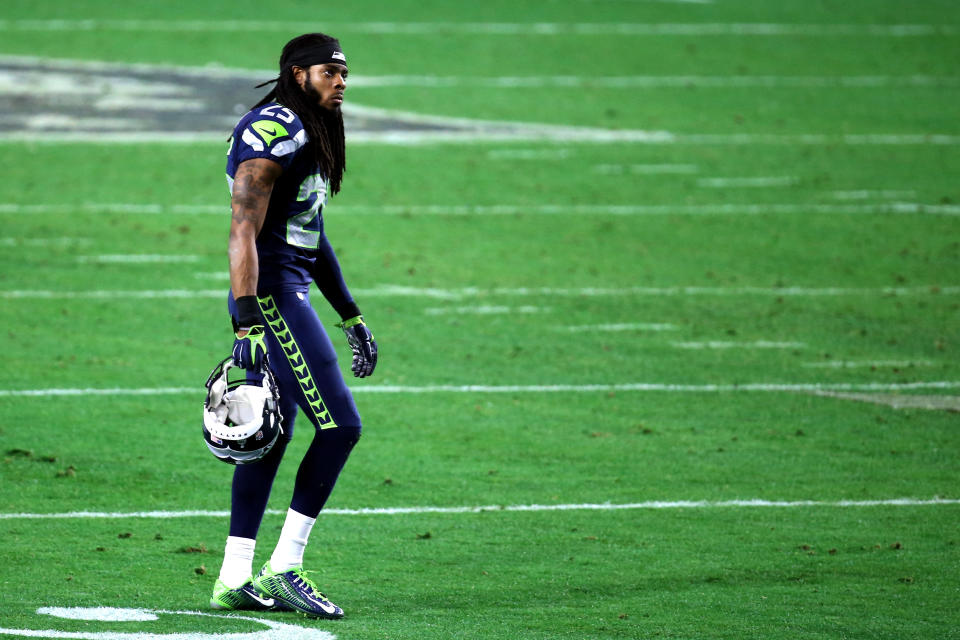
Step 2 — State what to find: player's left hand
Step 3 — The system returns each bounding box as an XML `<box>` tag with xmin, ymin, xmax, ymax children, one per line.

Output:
<box><xmin>338</xmin><ymin>316</ymin><xmax>377</xmax><ymax>378</ymax></box>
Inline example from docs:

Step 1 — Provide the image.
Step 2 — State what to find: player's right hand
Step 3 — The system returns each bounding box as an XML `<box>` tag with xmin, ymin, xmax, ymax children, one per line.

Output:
<box><xmin>232</xmin><ymin>325</ymin><xmax>268</xmax><ymax>371</ymax></box>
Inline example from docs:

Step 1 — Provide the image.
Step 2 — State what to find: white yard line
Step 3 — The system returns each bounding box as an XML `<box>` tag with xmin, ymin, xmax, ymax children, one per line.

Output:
<box><xmin>673</xmin><ymin>340</ymin><xmax>806</xmax><ymax>349</ymax></box>
<box><xmin>3</xmin><ymin>202</ymin><xmax>960</xmax><ymax>216</ymax></box>
<box><xmin>193</xmin><ymin>271</ymin><xmax>230</xmax><ymax>280</ymax></box>
<box><xmin>3</xmin><ymin>131</ymin><xmax>960</xmax><ymax>146</ymax></box>
<box><xmin>697</xmin><ymin>176</ymin><xmax>799</xmax><ymax>188</ymax></box>
<box><xmin>0</xmin><ymin>203</ymin><xmax>225</xmax><ymax>215</ymax></box>
<box><xmin>348</xmin><ymin>75</ymin><xmax>960</xmax><ymax>88</ymax></box>
<box><xmin>560</xmin><ymin>323</ymin><xmax>678</xmax><ymax>332</ymax></box>
<box><xmin>1</xmin><ymin>498</ymin><xmax>956</xmax><ymax>520</ymax></box>
<box><xmin>1</xmin><ymin>381</ymin><xmax>959</xmax><ymax>398</ymax></box>
<box><xmin>333</xmin><ymin>203</ymin><xmax>960</xmax><ymax>215</ymax></box>
<box><xmin>677</xmin><ymin>133</ymin><xmax>960</xmax><ymax>146</ymax></box>
<box><xmin>0</xmin><ymin>237</ymin><xmax>91</xmax><ymax>247</ymax></box>
<box><xmin>424</xmin><ymin>305</ymin><xmax>547</xmax><ymax>315</ymax></box>
<box><xmin>0</xmin><ymin>21</ymin><xmax>955</xmax><ymax>36</ymax></box>
<box><xmin>76</xmin><ymin>254</ymin><xmax>200</xmax><ymax>263</ymax></box>
<box><xmin>831</xmin><ymin>190</ymin><xmax>918</xmax><ymax>200</ymax></box>
<box><xmin>0</xmin><ymin>290</ymin><xmax>226</xmax><ymax>299</ymax></box>
<box><xmin>2</xmin><ymin>284</ymin><xmax>959</xmax><ymax>300</ymax></box>
<box><xmin>486</xmin><ymin>149</ymin><xmax>572</xmax><ymax>159</ymax></box>
<box><xmin>352</xmin><ymin>284</ymin><xmax>960</xmax><ymax>298</ymax></box>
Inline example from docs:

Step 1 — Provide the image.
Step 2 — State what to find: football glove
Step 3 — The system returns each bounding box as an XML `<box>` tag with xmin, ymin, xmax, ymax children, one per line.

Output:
<box><xmin>338</xmin><ymin>316</ymin><xmax>377</xmax><ymax>378</ymax></box>
<box><xmin>232</xmin><ymin>325</ymin><xmax>268</xmax><ymax>372</ymax></box>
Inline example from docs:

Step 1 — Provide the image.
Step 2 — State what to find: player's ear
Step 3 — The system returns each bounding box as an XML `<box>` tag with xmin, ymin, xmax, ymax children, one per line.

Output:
<box><xmin>292</xmin><ymin>65</ymin><xmax>307</xmax><ymax>88</ymax></box>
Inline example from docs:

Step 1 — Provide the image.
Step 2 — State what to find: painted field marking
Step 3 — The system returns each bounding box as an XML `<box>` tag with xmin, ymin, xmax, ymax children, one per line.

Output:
<box><xmin>0</xmin><ymin>608</ymin><xmax>336</xmax><ymax>640</ymax></box>
<box><xmin>356</xmin><ymin>284</ymin><xmax>960</xmax><ymax>298</ymax></box>
<box><xmin>2</xmin><ymin>381</ymin><xmax>959</xmax><ymax>398</ymax></box>
<box><xmin>673</xmin><ymin>340</ymin><xmax>806</xmax><ymax>349</ymax></box>
<box><xmin>0</xmin><ymin>289</ymin><xmax>226</xmax><ymax>299</ymax></box>
<box><xmin>0</xmin><ymin>237</ymin><xmax>91</xmax><ymax>247</ymax></box>
<box><xmin>193</xmin><ymin>271</ymin><xmax>230</xmax><ymax>280</ymax></box>
<box><xmin>13</xmin><ymin>55</ymin><xmax>953</xmax><ymax>91</ymax></box>
<box><xmin>1</xmin><ymin>498</ymin><xmax>957</xmax><ymax>521</ymax></box>
<box><xmin>4</xmin><ymin>131</ymin><xmax>960</xmax><ymax>145</ymax></box>
<box><xmin>424</xmin><ymin>305</ymin><xmax>547</xmax><ymax>315</ymax></box>
<box><xmin>676</xmin><ymin>133</ymin><xmax>960</xmax><ymax>146</ymax></box>
<box><xmin>38</xmin><ymin>608</ymin><xmax>158</xmax><ymax>622</ymax></box>
<box><xmin>486</xmin><ymin>148</ymin><xmax>571</xmax><ymax>159</ymax></box>
<box><xmin>348</xmin><ymin>75</ymin><xmax>960</xmax><ymax>88</ymax></box>
<box><xmin>0</xmin><ymin>20</ymin><xmax>955</xmax><ymax>36</ymax></box>
<box><xmin>802</xmin><ymin>360</ymin><xmax>936</xmax><ymax>369</ymax></box>
<box><xmin>697</xmin><ymin>176</ymin><xmax>799</xmax><ymax>188</ymax></box>
<box><xmin>594</xmin><ymin>163</ymin><xmax>700</xmax><ymax>174</ymax></box>
<box><xmin>0</xmin><ymin>203</ymin><xmax>197</xmax><ymax>214</ymax></box>
<box><xmin>330</xmin><ymin>202</ymin><xmax>960</xmax><ymax>215</ymax></box>
<box><xmin>811</xmin><ymin>391</ymin><xmax>960</xmax><ymax>411</ymax></box>
<box><xmin>831</xmin><ymin>190</ymin><xmax>918</xmax><ymax>200</ymax></box>
<box><xmin>6</xmin><ymin>202</ymin><xmax>959</xmax><ymax>217</ymax></box>
<box><xmin>559</xmin><ymin>322</ymin><xmax>678</xmax><ymax>332</ymax></box>
<box><xmin>9</xmin><ymin>55</ymin><xmax>954</xmax><ymax>88</ymax></box>
<box><xmin>76</xmin><ymin>254</ymin><xmax>200</xmax><ymax>263</ymax></box>
<box><xmin>2</xmin><ymin>284</ymin><xmax>959</xmax><ymax>300</ymax></box>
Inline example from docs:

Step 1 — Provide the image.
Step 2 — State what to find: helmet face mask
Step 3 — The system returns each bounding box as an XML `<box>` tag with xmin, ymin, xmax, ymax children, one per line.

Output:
<box><xmin>202</xmin><ymin>356</ymin><xmax>283</xmax><ymax>465</ymax></box>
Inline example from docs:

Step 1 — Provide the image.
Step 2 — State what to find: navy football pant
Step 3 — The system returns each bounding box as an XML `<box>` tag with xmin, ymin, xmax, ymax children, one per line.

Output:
<box><xmin>227</xmin><ymin>290</ymin><xmax>362</xmax><ymax>539</ymax></box>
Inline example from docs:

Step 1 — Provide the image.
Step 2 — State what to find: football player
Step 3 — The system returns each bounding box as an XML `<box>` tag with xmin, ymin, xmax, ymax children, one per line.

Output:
<box><xmin>209</xmin><ymin>32</ymin><xmax>377</xmax><ymax>619</ymax></box>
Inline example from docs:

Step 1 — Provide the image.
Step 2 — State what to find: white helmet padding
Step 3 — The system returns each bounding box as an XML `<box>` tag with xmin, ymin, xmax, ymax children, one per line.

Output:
<box><xmin>202</xmin><ymin>356</ymin><xmax>282</xmax><ymax>465</ymax></box>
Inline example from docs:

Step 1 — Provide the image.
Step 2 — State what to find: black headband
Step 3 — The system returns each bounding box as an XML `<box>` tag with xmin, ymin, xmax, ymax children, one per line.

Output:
<box><xmin>284</xmin><ymin>41</ymin><xmax>347</xmax><ymax>70</ymax></box>
<box><xmin>255</xmin><ymin>41</ymin><xmax>347</xmax><ymax>88</ymax></box>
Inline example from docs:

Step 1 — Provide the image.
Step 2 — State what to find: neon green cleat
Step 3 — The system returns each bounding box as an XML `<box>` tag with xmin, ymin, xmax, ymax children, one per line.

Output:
<box><xmin>210</xmin><ymin>577</ymin><xmax>292</xmax><ymax>611</ymax></box>
<box><xmin>252</xmin><ymin>562</ymin><xmax>344</xmax><ymax>619</ymax></box>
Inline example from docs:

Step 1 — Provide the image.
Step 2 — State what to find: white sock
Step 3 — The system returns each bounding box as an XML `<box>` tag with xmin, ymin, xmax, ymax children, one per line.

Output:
<box><xmin>270</xmin><ymin>508</ymin><xmax>317</xmax><ymax>571</ymax></box>
<box><xmin>219</xmin><ymin>536</ymin><xmax>256</xmax><ymax>589</ymax></box>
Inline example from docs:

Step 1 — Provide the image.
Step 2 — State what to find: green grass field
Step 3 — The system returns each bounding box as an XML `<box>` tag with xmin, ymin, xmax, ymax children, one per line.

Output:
<box><xmin>1</xmin><ymin>1</ymin><xmax>959</xmax><ymax>638</ymax></box>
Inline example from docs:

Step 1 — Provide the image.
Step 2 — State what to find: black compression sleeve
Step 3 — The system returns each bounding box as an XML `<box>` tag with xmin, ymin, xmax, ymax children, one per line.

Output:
<box><xmin>312</xmin><ymin>235</ymin><xmax>361</xmax><ymax>320</ymax></box>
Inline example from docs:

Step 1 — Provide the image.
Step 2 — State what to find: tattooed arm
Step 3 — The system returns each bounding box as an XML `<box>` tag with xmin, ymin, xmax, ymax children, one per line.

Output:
<box><xmin>229</xmin><ymin>158</ymin><xmax>282</xmax><ymax>303</ymax></box>
<box><xmin>229</xmin><ymin>158</ymin><xmax>282</xmax><ymax>337</ymax></box>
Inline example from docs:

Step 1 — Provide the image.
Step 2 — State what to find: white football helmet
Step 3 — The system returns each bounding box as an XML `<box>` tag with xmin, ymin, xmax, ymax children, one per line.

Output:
<box><xmin>202</xmin><ymin>356</ymin><xmax>282</xmax><ymax>465</ymax></box>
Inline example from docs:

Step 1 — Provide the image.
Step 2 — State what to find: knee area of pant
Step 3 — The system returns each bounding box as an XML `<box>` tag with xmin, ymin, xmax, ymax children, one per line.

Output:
<box><xmin>319</xmin><ymin>425</ymin><xmax>361</xmax><ymax>449</ymax></box>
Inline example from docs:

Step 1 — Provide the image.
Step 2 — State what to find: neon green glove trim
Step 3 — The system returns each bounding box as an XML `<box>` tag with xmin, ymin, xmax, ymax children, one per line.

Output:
<box><xmin>338</xmin><ymin>315</ymin><xmax>365</xmax><ymax>329</ymax></box>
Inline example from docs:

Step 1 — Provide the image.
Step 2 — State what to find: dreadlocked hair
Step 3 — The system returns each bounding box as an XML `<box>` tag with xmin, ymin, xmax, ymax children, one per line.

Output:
<box><xmin>251</xmin><ymin>33</ymin><xmax>346</xmax><ymax>194</ymax></box>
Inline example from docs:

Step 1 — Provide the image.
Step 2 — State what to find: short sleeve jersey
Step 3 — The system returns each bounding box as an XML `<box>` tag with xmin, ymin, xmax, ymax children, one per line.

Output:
<box><xmin>226</xmin><ymin>102</ymin><xmax>329</xmax><ymax>292</ymax></box>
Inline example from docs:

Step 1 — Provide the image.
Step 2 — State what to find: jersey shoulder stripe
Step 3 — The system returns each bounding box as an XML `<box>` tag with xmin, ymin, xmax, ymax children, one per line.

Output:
<box><xmin>232</xmin><ymin>103</ymin><xmax>309</xmax><ymax>161</ymax></box>
<box><xmin>271</xmin><ymin>129</ymin><xmax>308</xmax><ymax>157</ymax></box>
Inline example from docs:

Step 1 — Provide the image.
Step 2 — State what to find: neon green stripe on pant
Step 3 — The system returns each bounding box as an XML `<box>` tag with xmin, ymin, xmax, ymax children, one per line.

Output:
<box><xmin>258</xmin><ymin>294</ymin><xmax>338</xmax><ymax>429</ymax></box>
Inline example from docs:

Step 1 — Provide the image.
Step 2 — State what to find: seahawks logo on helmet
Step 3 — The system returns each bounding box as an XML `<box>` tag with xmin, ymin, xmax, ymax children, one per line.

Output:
<box><xmin>202</xmin><ymin>356</ymin><xmax>283</xmax><ymax>465</ymax></box>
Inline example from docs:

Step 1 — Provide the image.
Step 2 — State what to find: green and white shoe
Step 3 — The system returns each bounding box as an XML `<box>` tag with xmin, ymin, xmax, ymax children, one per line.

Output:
<box><xmin>210</xmin><ymin>577</ymin><xmax>292</xmax><ymax>611</ymax></box>
<box><xmin>252</xmin><ymin>562</ymin><xmax>344</xmax><ymax>619</ymax></box>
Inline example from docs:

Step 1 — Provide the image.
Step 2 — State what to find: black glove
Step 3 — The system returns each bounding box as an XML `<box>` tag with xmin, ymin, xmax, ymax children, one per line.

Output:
<box><xmin>232</xmin><ymin>325</ymin><xmax>267</xmax><ymax>371</ymax></box>
<box><xmin>338</xmin><ymin>316</ymin><xmax>377</xmax><ymax>378</ymax></box>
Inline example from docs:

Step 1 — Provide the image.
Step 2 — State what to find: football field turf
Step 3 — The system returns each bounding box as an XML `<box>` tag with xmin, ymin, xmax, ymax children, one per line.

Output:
<box><xmin>1</xmin><ymin>1</ymin><xmax>959</xmax><ymax>638</ymax></box>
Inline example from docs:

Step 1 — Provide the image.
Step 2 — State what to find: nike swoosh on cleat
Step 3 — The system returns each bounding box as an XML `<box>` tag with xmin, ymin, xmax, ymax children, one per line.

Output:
<box><xmin>318</xmin><ymin>601</ymin><xmax>339</xmax><ymax>614</ymax></box>
<box><xmin>306</xmin><ymin>595</ymin><xmax>340</xmax><ymax>614</ymax></box>
<box><xmin>243</xmin><ymin>588</ymin><xmax>276</xmax><ymax>607</ymax></box>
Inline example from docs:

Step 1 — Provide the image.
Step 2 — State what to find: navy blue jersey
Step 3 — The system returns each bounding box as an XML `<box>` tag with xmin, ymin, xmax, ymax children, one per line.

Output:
<box><xmin>227</xmin><ymin>102</ymin><xmax>329</xmax><ymax>292</ymax></box>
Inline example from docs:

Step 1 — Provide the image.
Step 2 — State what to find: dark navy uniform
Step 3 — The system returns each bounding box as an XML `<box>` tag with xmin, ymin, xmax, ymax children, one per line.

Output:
<box><xmin>225</xmin><ymin>103</ymin><xmax>361</xmax><ymax>535</ymax></box>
